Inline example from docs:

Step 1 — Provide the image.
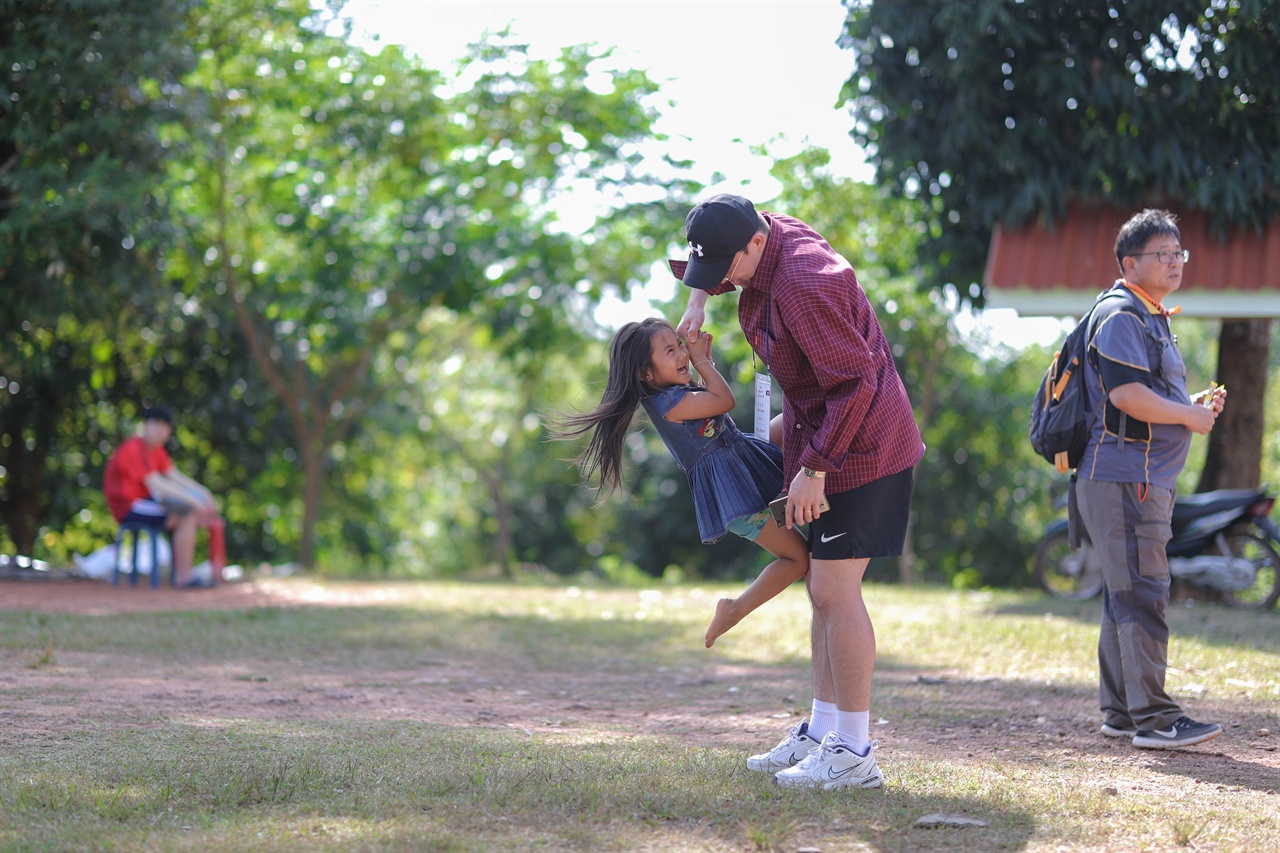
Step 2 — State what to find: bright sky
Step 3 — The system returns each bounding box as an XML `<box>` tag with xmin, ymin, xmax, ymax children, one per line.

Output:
<box><xmin>342</xmin><ymin>0</ymin><xmax>1059</xmax><ymax>349</ymax></box>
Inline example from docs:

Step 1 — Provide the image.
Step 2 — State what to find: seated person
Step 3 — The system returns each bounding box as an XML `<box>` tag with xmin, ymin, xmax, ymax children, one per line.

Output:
<box><xmin>103</xmin><ymin>406</ymin><xmax>221</xmax><ymax>586</ymax></box>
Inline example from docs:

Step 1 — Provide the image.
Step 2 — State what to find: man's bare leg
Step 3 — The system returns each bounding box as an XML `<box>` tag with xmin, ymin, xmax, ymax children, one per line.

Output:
<box><xmin>807</xmin><ymin>570</ymin><xmax>837</xmax><ymax>706</ymax></box>
<box><xmin>167</xmin><ymin>513</ymin><xmax>198</xmax><ymax>583</ymax></box>
<box><xmin>808</xmin><ymin>556</ymin><xmax>875</xmax><ymax>712</ymax></box>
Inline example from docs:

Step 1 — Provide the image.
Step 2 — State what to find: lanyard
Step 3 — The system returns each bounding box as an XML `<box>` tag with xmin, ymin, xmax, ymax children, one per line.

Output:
<box><xmin>752</xmin><ymin>297</ymin><xmax>773</xmax><ymax>441</ymax></box>
<box><xmin>1121</xmin><ymin>279</ymin><xmax>1181</xmax><ymax>317</ymax></box>
<box><xmin>752</xmin><ymin>297</ymin><xmax>773</xmax><ymax>373</ymax></box>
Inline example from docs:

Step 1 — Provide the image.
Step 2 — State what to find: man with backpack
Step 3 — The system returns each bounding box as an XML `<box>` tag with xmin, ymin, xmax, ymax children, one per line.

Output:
<box><xmin>1075</xmin><ymin>209</ymin><xmax>1226</xmax><ymax>749</ymax></box>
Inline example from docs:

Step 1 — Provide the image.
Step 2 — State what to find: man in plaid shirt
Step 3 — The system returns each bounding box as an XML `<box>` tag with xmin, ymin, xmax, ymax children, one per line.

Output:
<box><xmin>672</xmin><ymin>194</ymin><xmax>924</xmax><ymax>790</ymax></box>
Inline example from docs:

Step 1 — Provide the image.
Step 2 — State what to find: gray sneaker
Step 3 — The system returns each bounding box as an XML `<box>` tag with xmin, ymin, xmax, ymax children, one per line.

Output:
<box><xmin>1100</xmin><ymin>722</ymin><xmax>1137</xmax><ymax>738</ymax></box>
<box><xmin>1132</xmin><ymin>716</ymin><xmax>1222</xmax><ymax>749</ymax></box>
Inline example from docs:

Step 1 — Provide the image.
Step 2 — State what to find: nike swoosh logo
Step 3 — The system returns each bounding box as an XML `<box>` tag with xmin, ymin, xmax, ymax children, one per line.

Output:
<box><xmin>1151</xmin><ymin>728</ymin><xmax>1178</xmax><ymax>738</ymax></box>
<box><xmin>827</xmin><ymin>764</ymin><xmax>858</xmax><ymax>779</ymax></box>
<box><xmin>820</xmin><ymin>532</ymin><xmax>847</xmax><ymax>543</ymax></box>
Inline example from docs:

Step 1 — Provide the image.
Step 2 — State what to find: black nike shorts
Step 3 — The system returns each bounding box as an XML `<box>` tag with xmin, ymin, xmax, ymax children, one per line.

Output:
<box><xmin>808</xmin><ymin>466</ymin><xmax>914</xmax><ymax>560</ymax></box>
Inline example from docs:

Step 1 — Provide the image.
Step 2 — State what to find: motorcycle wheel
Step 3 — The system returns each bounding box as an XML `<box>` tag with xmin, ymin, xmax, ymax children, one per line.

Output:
<box><xmin>1034</xmin><ymin>530</ymin><xmax>1103</xmax><ymax>600</ymax></box>
<box><xmin>1212</xmin><ymin>530</ymin><xmax>1280</xmax><ymax>610</ymax></box>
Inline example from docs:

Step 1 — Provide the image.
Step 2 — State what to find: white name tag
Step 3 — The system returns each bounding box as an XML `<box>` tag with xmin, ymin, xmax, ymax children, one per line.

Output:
<box><xmin>754</xmin><ymin>372</ymin><xmax>772</xmax><ymax>440</ymax></box>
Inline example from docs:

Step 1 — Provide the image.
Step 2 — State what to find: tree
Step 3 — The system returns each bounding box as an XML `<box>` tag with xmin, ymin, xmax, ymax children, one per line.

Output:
<box><xmin>841</xmin><ymin>0</ymin><xmax>1278</xmax><ymax>489</ymax></box>
<box><xmin>365</xmin><ymin>312</ymin><xmax>613</xmax><ymax>577</ymax></box>
<box><xmin>0</xmin><ymin>0</ymin><xmax>193</xmax><ymax>554</ymax></box>
<box><xmin>1197</xmin><ymin>318</ymin><xmax>1271</xmax><ymax>491</ymax></box>
<box><xmin>164</xmin><ymin>0</ymin><xmax>692</xmax><ymax>567</ymax></box>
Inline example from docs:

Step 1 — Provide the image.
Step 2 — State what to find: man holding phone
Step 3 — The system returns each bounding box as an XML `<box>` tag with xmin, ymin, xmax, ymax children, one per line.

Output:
<box><xmin>671</xmin><ymin>194</ymin><xmax>923</xmax><ymax>790</ymax></box>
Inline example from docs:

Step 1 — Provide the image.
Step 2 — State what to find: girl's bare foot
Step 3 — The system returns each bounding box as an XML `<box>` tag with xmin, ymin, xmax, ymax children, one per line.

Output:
<box><xmin>704</xmin><ymin>597</ymin><xmax>741</xmax><ymax>648</ymax></box>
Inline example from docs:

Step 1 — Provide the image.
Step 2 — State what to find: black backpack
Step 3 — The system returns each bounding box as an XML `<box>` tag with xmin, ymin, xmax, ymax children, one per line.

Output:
<box><xmin>1029</xmin><ymin>287</ymin><xmax>1164</xmax><ymax>474</ymax></box>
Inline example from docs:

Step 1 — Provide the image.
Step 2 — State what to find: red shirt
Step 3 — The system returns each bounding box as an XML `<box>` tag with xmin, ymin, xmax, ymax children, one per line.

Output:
<box><xmin>103</xmin><ymin>436</ymin><xmax>173</xmax><ymax>521</ymax></box>
<box><xmin>672</xmin><ymin>213</ymin><xmax>924</xmax><ymax>493</ymax></box>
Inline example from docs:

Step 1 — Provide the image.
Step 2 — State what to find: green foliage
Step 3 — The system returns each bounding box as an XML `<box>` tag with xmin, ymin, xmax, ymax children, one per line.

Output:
<box><xmin>1</xmin><ymin>0</ymin><xmax>697</xmax><ymax>572</ymax></box>
<box><xmin>322</xmin><ymin>312</ymin><xmax>597</xmax><ymax>576</ymax></box>
<box><xmin>158</xmin><ymin>0</ymin><xmax>695</xmax><ymax>567</ymax></box>
<box><xmin>16</xmin><ymin>1</ymin><xmax>1266</xmax><ymax>590</ymax></box>
<box><xmin>841</xmin><ymin>0</ymin><xmax>1280</xmax><ymax>299</ymax></box>
<box><xmin>0</xmin><ymin>0</ymin><xmax>194</xmax><ymax>553</ymax></box>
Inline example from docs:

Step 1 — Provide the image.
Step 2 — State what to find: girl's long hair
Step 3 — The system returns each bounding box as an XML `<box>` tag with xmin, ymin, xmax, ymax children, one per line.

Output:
<box><xmin>548</xmin><ymin>317</ymin><xmax>672</xmax><ymax>498</ymax></box>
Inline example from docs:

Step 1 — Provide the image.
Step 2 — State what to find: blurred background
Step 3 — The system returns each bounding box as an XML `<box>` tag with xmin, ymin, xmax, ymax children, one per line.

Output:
<box><xmin>3</xmin><ymin>0</ymin><xmax>1276</xmax><ymax>589</ymax></box>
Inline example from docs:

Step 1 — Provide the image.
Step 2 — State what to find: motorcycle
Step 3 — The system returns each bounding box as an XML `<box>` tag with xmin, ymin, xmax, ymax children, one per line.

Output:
<box><xmin>1034</xmin><ymin>487</ymin><xmax>1280</xmax><ymax>610</ymax></box>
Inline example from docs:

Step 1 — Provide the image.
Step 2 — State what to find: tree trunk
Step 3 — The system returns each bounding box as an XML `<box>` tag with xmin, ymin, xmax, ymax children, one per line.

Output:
<box><xmin>1197</xmin><ymin>319</ymin><xmax>1272</xmax><ymax>492</ymax></box>
<box><xmin>3</xmin><ymin>467</ymin><xmax>46</xmax><ymax>555</ymax></box>
<box><xmin>481</xmin><ymin>445</ymin><xmax>515</xmax><ymax>576</ymax></box>
<box><xmin>898</xmin><ymin>520</ymin><xmax>917</xmax><ymax>585</ymax></box>
<box><xmin>490</xmin><ymin>475</ymin><xmax>514</xmax><ymax>576</ymax></box>
<box><xmin>1</xmin><ymin>402</ymin><xmax>38</xmax><ymax>554</ymax></box>
<box><xmin>298</xmin><ymin>438</ymin><xmax>326</xmax><ymax>569</ymax></box>
<box><xmin>0</xmin><ymin>379</ymin><xmax>58</xmax><ymax>554</ymax></box>
<box><xmin>897</xmin><ymin>321</ymin><xmax>947</xmax><ymax>584</ymax></box>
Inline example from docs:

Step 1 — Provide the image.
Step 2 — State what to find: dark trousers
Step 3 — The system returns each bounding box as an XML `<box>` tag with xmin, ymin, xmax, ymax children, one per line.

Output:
<box><xmin>1076</xmin><ymin>478</ymin><xmax>1182</xmax><ymax>731</ymax></box>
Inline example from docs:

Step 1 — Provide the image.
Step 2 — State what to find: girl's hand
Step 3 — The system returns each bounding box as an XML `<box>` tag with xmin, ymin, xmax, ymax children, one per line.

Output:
<box><xmin>686</xmin><ymin>330</ymin><xmax>713</xmax><ymax>365</ymax></box>
<box><xmin>677</xmin><ymin>291</ymin><xmax>708</xmax><ymax>340</ymax></box>
<box><xmin>666</xmin><ymin>328</ymin><xmax>734</xmax><ymax>420</ymax></box>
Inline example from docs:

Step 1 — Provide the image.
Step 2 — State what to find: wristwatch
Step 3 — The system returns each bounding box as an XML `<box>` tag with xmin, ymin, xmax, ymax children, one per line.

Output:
<box><xmin>801</xmin><ymin>466</ymin><xmax>826</xmax><ymax>479</ymax></box>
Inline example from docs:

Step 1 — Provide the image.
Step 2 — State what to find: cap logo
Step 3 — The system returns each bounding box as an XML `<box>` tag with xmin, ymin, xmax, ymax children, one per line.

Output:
<box><xmin>689</xmin><ymin>242</ymin><xmax>704</xmax><ymax>258</ymax></box>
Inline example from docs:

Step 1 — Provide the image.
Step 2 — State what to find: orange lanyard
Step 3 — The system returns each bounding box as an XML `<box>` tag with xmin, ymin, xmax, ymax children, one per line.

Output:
<box><xmin>1121</xmin><ymin>280</ymin><xmax>1181</xmax><ymax>317</ymax></box>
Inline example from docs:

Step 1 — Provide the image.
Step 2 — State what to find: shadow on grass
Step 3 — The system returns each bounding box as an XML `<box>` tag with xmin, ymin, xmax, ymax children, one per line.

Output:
<box><xmin>0</xmin><ymin>602</ymin><xmax>708</xmax><ymax>673</ymax></box>
<box><xmin>1140</xmin><ymin>749</ymin><xmax>1280</xmax><ymax>794</ymax></box>
<box><xmin>0</xmin><ymin>717</ymin><xmax>1040</xmax><ymax>853</ymax></box>
<box><xmin>6</xmin><ymin>587</ymin><xmax>1278</xmax><ymax>851</ymax></box>
<box><xmin>6</xmin><ymin>598</ymin><xmax>1274</xmax><ymax>733</ymax></box>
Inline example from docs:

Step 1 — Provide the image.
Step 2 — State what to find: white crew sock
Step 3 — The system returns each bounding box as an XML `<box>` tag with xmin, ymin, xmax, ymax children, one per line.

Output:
<box><xmin>836</xmin><ymin>709</ymin><xmax>870</xmax><ymax>753</ymax></box>
<box><xmin>808</xmin><ymin>698</ymin><xmax>838</xmax><ymax>741</ymax></box>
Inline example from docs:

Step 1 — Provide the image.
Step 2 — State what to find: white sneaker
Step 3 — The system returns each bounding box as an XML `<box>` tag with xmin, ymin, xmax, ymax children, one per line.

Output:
<box><xmin>774</xmin><ymin>732</ymin><xmax>883</xmax><ymax>790</ymax></box>
<box><xmin>746</xmin><ymin>720</ymin><xmax>822</xmax><ymax>772</ymax></box>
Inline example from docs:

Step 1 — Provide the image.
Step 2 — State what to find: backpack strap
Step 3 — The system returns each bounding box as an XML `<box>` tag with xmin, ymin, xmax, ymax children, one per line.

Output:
<box><xmin>1083</xmin><ymin>291</ymin><xmax>1122</xmax><ymax>447</ymax></box>
<box><xmin>1117</xmin><ymin>286</ymin><xmax>1173</xmax><ymax>385</ymax></box>
<box><xmin>1089</xmin><ymin>286</ymin><xmax>1173</xmax><ymax>452</ymax></box>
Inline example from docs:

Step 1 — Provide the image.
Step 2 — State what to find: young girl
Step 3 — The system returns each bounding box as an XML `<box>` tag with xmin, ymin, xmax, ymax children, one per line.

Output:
<box><xmin>551</xmin><ymin>317</ymin><xmax>809</xmax><ymax>647</ymax></box>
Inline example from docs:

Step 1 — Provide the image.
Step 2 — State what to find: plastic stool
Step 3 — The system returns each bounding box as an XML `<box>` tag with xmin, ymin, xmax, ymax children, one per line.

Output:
<box><xmin>113</xmin><ymin>521</ymin><xmax>170</xmax><ymax>588</ymax></box>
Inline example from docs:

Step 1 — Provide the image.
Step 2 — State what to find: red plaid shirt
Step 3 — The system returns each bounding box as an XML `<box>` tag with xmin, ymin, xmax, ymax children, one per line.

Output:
<box><xmin>671</xmin><ymin>213</ymin><xmax>924</xmax><ymax>493</ymax></box>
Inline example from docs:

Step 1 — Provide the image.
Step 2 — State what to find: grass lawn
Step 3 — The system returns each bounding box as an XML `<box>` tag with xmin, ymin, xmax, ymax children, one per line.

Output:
<box><xmin>1</xmin><ymin>577</ymin><xmax>1277</xmax><ymax>852</ymax></box>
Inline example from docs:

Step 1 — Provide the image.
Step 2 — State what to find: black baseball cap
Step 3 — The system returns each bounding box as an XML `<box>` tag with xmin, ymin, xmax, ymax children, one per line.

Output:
<box><xmin>141</xmin><ymin>406</ymin><xmax>174</xmax><ymax>426</ymax></box>
<box><xmin>681</xmin><ymin>194</ymin><xmax>760</xmax><ymax>291</ymax></box>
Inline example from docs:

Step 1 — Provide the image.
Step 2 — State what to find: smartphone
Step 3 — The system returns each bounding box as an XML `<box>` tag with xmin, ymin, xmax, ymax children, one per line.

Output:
<box><xmin>768</xmin><ymin>493</ymin><xmax>830</xmax><ymax>527</ymax></box>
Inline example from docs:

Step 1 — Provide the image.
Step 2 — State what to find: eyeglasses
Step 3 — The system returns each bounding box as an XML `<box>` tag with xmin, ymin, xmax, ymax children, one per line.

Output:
<box><xmin>1130</xmin><ymin>249</ymin><xmax>1190</xmax><ymax>265</ymax></box>
<box><xmin>720</xmin><ymin>251</ymin><xmax>743</xmax><ymax>286</ymax></box>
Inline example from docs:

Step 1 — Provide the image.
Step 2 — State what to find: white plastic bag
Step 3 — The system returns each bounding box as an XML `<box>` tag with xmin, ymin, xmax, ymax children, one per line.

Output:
<box><xmin>74</xmin><ymin>534</ymin><xmax>172</xmax><ymax>580</ymax></box>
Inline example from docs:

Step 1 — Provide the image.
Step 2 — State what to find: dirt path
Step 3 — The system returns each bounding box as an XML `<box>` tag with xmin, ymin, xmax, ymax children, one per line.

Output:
<box><xmin>0</xmin><ymin>575</ymin><xmax>388</xmax><ymax>614</ymax></box>
<box><xmin>3</xmin><ymin>576</ymin><xmax>1277</xmax><ymax>802</ymax></box>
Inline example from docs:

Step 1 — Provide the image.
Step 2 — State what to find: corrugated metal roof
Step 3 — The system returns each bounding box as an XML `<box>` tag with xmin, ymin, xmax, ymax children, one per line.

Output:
<box><xmin>983</xmin><ymin>202</ymin><xmax>1280</xmax><ymax>317</ymax></box>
